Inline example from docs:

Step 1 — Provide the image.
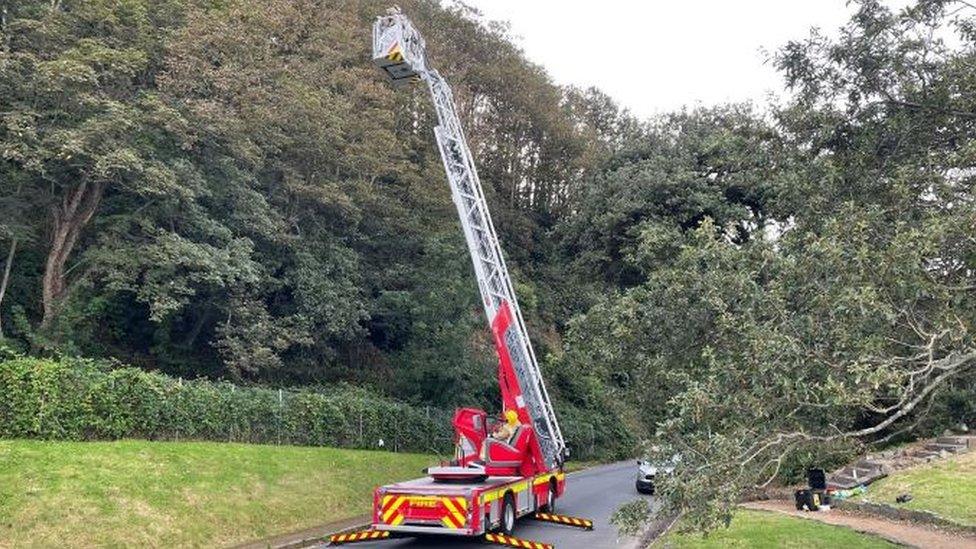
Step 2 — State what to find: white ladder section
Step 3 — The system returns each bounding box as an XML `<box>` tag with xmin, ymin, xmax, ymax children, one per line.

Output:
<box><xmin>372</xmin><ymin>11</ymin><xmax>566</xmax><ymax>469</ymax></box>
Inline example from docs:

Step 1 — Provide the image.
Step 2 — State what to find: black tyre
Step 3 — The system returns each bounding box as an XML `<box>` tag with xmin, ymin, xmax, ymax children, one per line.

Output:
<box><xmin>500</xmin><ymin>493</ymin><xmax>516</xmax><ymax>534</ymax></box>
<box><xmin>636</xmin><ymin>481</ymin><xmax>655</xmax><ymax>495</ymax></box>
<box><xmin>541</xmin><ymin>482</ymin><xmax>556</xmax><ymax>512</ymax></box>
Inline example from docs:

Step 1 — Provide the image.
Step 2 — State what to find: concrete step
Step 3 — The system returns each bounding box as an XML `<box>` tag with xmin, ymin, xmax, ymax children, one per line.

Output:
<box><xmin>855</xmin><ymin>459</ymin><xmax>887</xmax><ymax>470</ymax></box>
<box><xmin>828</xmin><ymin>474</ymin><xmax>862</xmax><ymax>489</ymax></box>
<box><xmin>828</xmin><ymin>470</ymin><xmax>886</xmax><ymax>489</ymax></box>
<box><xmin>925</xmin><ymin>442</ymin><xmax>967</xmax><ymax>453</ymax></box>
<box><xmin>853</xmin><ymin>466</ymin><xmax>879</xmax><ymax>477</ymax></box>
<box><xmin>936</xmin><ymin>436</ymin><xmax>975</xmax><ymax>449</ymax></box>
<box><xmin>936</xmin><ymin>436</ymin><xmax>966</xmax><ymax>445</ymax></box>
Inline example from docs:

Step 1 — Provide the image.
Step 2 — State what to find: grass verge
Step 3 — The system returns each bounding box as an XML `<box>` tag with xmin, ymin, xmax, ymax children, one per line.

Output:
<box><xmin>662</xmin><ymin>509</ymin><xmax>897</xmax><ymax>548</ymax></box>
<box><xmin>0</xmin><ymin>439</ymin><xmax>434</xmax><ymax>548</ymax></box>
<box><xmin>855</xmin><ymin>449</ymin><xmax>976</xmax><ymax>527</ymax></box>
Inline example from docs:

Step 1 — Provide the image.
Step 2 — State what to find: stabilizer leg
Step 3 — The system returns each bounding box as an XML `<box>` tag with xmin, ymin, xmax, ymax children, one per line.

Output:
<box><xmin>329</xmin><ymin>529</ymin><xmax>390</xmax><ymax>545</ymax></box>
<box><xmin>484</xmin><ymin>532</ymin><xmax>554</xmax><ymax>549</ymax></box>
<box><xmin>532</xmin><ymin>512</ymin><xmax>594</xmax><ymax>530</ymax></box>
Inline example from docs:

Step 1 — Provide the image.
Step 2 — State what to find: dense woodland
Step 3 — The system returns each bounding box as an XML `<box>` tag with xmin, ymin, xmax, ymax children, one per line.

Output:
<box><xmin>1</xmin><ymin>0</ymin><xmax>975</xmax><ymax>530</ymax></box>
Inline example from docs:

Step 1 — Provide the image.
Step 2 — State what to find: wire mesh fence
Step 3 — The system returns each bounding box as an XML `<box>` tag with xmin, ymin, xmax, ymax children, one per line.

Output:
<box><xmin>1</xmin><ymin>356</ymin><xmax>627</xmax><ymax>461</ymax></box>
<box><xmin>0</xmin><ymin>356</ymin><xmax>455</xmax><ymax>455</ymax></box>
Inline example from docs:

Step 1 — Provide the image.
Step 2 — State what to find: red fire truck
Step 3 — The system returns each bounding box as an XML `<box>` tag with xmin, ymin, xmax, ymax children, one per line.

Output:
<box><xmin>329</xmin><ymin>9</ymin><xmax>593</xmax><ymax>549</ymax></box>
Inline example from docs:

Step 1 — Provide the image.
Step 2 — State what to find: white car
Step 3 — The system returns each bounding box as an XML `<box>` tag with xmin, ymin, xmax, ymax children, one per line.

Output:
<box><xmin>635</xmin><ymin>456</ymin><xmax>678</xmax><ymax>494</ymax></box>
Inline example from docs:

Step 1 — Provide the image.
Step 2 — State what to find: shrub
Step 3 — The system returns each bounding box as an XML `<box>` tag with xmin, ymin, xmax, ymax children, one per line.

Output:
<box><xmin>0</xmin><ymin>356</ymin><xmax>454</xmax><ymax>454</ymax></box>
<box><xmin>0</xmin><ymin>355</ymin><xmax>628</xmax><ymax>460</ymax></box>
<box><xmin>611</xmin><ymin>499</ymin><xmax>652</xmax><ymax>536</ymax></box>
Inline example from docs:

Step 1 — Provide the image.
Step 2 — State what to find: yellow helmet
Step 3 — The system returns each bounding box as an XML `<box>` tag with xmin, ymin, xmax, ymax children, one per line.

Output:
<box><xmin>504</xmin><ymin>410</ymin><xmax>519</xmax><ymax>426</ymax></box>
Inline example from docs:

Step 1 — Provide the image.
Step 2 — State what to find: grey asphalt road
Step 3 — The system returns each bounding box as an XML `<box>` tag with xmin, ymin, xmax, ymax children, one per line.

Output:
<box><xmin>324</xmin><ymin>461</ymin><xmax>657</xmax><ymax>549</ymax></box>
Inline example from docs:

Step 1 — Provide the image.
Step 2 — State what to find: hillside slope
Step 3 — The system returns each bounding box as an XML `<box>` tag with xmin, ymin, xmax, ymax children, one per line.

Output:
<box><xmin>0</xmin><ymin>440</ymin><xmax>434</xmax><ymax>548</ymax></box>
<box><xmin>857</xmin><ymin>449</ymin><xmax>976</xmax><ymax>527</ymax></box>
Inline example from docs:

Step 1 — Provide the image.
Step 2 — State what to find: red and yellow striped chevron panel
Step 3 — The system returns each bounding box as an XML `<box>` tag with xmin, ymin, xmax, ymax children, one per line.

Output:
<box><xmin>378</xmin><ymin>494</ymin><xmax>468</xmax><ymax>529</ymax></box>
<box><xmin>484</xmin><ymin>533</ymin><xmax>554</xmax><ymax>549</ymax></box>
<box><xmin>329</xmin><ymin>530</ymin><xmax>390</xmax><ymax>545</ymax></box>
<box><xmin>533</xmin><ymin>512</ymin><xmax>594</xmax><ymax>530</ymax></box>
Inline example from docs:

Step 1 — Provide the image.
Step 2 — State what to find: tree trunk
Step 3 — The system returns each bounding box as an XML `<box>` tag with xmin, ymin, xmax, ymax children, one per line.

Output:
<box><xmin>40</xmin><ymin>180</ymin><xmax>104</xmax><ymax>329</ymax></box>
<box><xmin>182</xmin><ymin>307</ymin><xmax>212</xmax><ymax>349</ymax></box>
<box><xmin>1</xmin><ymin>3</ymin><xmax>8</xmax><ymax>55</ymax></box>
<box><xmin>0</xmin><ymin>237</ymin><xmax>16</xmax><ymax>339</ymax></box>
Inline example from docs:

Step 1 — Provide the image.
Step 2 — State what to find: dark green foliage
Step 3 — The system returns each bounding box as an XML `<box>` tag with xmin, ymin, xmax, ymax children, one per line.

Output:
<box><xmin>0</xmin><ymin>0</ymin><xmax>628</xmax><ymax>422</ymax></box>
<box><xmin>562</xmin><ymin>105</ymin><xmax>780</xmax><ymax>289</ymax></box>
<box><xmin>0</xmin><ymin>353</ymin><xmax>628</xmax><ymax>460</ymax></box>
<box><xmin>0</xmin><ymin>0</ymin><xmax>636</xmax><ymax>463</ymax></box>
<box><xmin>563</xmin><ymin>0</ymin><xmax>976</xmax><ymax>532</ymax></box>
<box><xmin>0</xmin><ymin>355</ymin><xmax>453</xmax><ymax>455</ymax></box>
<box><xmin>9</xmin><ymin>1</ymin><xmax>973</xmax><ymax>532</ymax></box>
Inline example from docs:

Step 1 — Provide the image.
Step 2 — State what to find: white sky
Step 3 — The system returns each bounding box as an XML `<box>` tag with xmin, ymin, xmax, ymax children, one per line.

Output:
<box><xmin>460</xmin><ymin>1</ymin><xmax>913</xmax><ymax>118</ymax></box>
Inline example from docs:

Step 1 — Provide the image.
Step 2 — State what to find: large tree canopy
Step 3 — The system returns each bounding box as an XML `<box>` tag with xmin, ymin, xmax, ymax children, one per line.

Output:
<box><xmin>563</xmin><ymin>0</ymin><xmax>976</xmax><ymax>530</ymax></box>
<box><xmin>0</xmin><ymin>0</ymin><xmax>627</xmax><ymax>412</ymax></box>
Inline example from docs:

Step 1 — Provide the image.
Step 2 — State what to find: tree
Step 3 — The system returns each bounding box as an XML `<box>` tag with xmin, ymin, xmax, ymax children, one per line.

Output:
<box><xmin>563</xmin><ymin>0</ymin><xmax>976</xmax><ymax>531</ymax></box>
<box><xmin>561</xmin><ymin>105</ymin><xmax>780</xmax><ymax>290</ymax></box>
<box><xmin>0</xmin><ymin>0</ymin><xmax>188</xmax><ymax>330</ymax></box>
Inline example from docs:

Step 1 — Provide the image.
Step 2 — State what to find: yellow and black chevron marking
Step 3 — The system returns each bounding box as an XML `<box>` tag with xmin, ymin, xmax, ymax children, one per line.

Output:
<box><xmin>533</xmin><ymin>512</ymin><xmax>594</xmax><ymax>530</ymax></box>
<box><xmin>328</xmin><ymin>529</ymin><xmax>389</xmax><ymax>545</ymax></box>
<box><xmin>386</xmin><ymin>44</ymin><xmax>404</xmax><ymax>63</ymax></box>
<box><xmin>484</xmin><ymin>532</ymin><xmax>553</xmax><ymax>549</ymax></box>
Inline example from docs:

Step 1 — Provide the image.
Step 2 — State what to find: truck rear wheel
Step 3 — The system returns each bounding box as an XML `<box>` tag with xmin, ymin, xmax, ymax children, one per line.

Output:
<box><xmin>500</xmin><ymin>493</ymin><xmax>516</xmax><ymax>534</ymax></box>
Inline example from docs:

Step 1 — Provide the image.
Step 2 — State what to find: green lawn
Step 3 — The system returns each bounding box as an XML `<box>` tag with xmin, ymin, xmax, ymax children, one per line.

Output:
<box><xmin>0</xmin><ymin>439</ymin><xmax>435</xmax><ymax>548</ymax></box>
<box><xmin>663</xmin><ymin>510</ymin><xmax>897</xmax><ymax>548</ymax></box>
<box><xmin>856</xmin><ymin>449</ymin><xmax>976</xmax><ymax>527</ymax></box>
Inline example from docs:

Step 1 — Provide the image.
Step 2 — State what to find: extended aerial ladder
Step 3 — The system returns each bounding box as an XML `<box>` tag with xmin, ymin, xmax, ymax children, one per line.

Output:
<box><xmin>372</xmin><ymin>9</ymin><xmax>566</xmax><ymax>471</ymax></box>
<box><xmin>331</xmin><ymin>9</ymin><xmax>592</xmax><ymax>547</ymax></box>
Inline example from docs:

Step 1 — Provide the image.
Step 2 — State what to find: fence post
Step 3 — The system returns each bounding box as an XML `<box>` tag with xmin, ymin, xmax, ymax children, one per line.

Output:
<box><xmin>590</xmin><ymin>423</ymin><xmax>595</xmax><ymax>457</ymax></box>
<box><xmin>176</xmin><ymin>377</ymin><xmax>183</xmax><ymax>442</ymax></box>
<box><xmin>228</xmin><ymin>383</ymin><xmax>235</xmax><ymax>443</ymax></box>
<box><xmin>277</xmin><ymin>389</ymin><xmax>283</xmax><ymax>446</ymax></box>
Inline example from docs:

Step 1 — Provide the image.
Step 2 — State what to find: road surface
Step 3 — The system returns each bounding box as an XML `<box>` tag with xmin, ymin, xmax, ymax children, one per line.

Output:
<box><xmin>324</xmin><ymin>461</ymin><xmax>657</xmax><ymax>549</ymax></box>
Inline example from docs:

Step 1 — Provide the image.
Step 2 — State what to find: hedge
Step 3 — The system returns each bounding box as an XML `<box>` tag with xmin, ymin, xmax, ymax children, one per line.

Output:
<box><xmin>0</xmin><ymin>356</ymin><xmax>453</xmax><ymax>455</ymax></box>
<box><xmin>0</xmin><ymin>355</ymin><xmax>631</xmax><ymax>460</ymax></box>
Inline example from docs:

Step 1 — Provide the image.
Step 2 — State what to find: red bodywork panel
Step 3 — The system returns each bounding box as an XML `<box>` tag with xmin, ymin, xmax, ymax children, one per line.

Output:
<box><xmin>490</xmin><ymin>302</ymin><xmax>530</xmax><ymax>425</ymax></box>
<box><xmin>452</xmin><ymin>408</ymin><xmax>487</xmax><ymax>467</ymax></box>
<box><xmin>490</xmin><ymin>301</ymin><xmax>547</xmax><ymax>477</ymax></box>
<box><xmin>484</xmin><ymin>425</ymin><xmax>543</xmax><ymax>477</ymax></box>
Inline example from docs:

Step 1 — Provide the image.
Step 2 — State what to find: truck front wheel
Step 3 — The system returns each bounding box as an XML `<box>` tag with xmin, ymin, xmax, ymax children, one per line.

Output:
<box><xmin>541</xmin><ymin>483</ymin><xmax>556</xmax><ymax>512</ymax></box>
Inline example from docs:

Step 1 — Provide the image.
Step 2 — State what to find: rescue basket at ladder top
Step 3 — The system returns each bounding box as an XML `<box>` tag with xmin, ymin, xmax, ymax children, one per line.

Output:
<box><xmin>372</xmin><ymin>11</ymin><xmax>427</xmax><ymax>85</ymax></box>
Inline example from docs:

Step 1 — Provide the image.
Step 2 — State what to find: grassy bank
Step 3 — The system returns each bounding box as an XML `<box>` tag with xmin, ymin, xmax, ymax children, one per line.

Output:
<box><xmin>856</xmin><ymin>450</ymin><xmax>976</xmax><ymax>526</ymax></box>
<box><xmin>0</xmin><ymin>439</ymin><xmax>434</xmax><ymax>547</ymax></box>
<box><xmin>664</xmin><ymin>510</ymin><xmax>897</xmax><ymax>548</ymax></box>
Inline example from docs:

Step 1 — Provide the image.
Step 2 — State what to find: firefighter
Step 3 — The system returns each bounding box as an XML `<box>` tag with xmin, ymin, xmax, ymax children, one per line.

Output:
<box><xmin>480</xmin><ymin>409</ymin><xmax>521</xmax><ymax>461</ymax></box>
<box><xmin>493</xmin><ymin>409</ymin><xmax>520</xmax><ymax>443</ymax></box>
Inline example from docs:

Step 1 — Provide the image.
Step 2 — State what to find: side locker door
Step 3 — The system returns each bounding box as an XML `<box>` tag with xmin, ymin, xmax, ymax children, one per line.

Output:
<box><xmin>518</xmin><ymin>483</ymin><xmax>532</xmax><ymax>515</ymax></box>
<box><xmin>486</xmin><ymin>494</ymin><xmax>499</xmax><ymax>530</ymax></box>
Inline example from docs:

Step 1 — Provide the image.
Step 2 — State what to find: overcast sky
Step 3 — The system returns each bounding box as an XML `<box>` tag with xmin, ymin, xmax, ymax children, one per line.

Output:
<box><xmin>460</xmin><ymin>1</ymin><xmax>912</xmax><ymax>118</ymax></box>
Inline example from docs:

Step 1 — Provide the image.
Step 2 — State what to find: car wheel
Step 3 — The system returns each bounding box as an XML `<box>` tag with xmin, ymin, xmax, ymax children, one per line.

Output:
<box><xmin>500</xmin><ymin>493</ymin><xmax>516</xmax><ymax>534</ymax></box>
<box><xmin>636</xmin><ymin>482</ymin><xmax>655</xmax><ymax>495</ymax></box>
